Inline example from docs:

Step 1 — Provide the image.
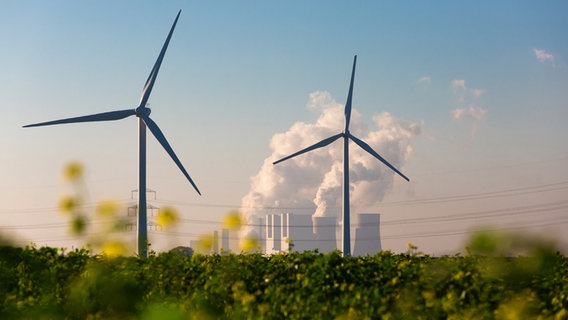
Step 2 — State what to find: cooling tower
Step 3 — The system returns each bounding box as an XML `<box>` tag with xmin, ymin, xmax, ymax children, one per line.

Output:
<box><xmin>281</xmin><ymin>213</ymin><xmax>315</xmax><ymax>252</ymax></box>
<box><xmin>313</xmin><ymin>216</ymin><xmax>337</xmax><ymax>253</ymax></box>
<box><xmin>353</xmin><ymin>213</ymin><xmax>381</xmax><ymax>256</ymax></box>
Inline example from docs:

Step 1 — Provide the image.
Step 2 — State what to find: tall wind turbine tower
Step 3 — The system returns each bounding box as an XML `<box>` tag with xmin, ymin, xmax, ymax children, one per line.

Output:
<box><xmin>273</xmin><ymin>56</ymin><xmax>409</xmax><ymax>256</ymax></box>
<box><xmin>23</xmin><ymin>10</ymin><xmax>200</xmax><ymax>257</ymax></box>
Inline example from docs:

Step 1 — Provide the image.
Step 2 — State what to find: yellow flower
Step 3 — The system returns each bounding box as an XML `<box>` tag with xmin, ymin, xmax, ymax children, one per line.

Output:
<box><xmin>63</xmin><ymin>162</ymin><xmax>84</xmax><ymax>182</ymax></box>
<box><xmin>102</xmin><ymin>241</ymin><xmax>128</xmax><ymax>257</ymax></box>
<box><xmin>156</xmin><ymin>207</ymin><xmax>178</xmax><ymax>228</ymax></box>
<box><xmin>240</xmin><ymin>236</ymin><xmax>258</xmax><ymax>252</ymax></box>
<box><xmin>223</xmin><ymin>211</ymin><xmax>243</xmax><ymax>230</ymax></box>
<box><xmin>494</xmin><ymin>290</ymin><xmax>538</xmax><ymax>319</ymax></box>
<box><xmin>197</xmin><ymin>234</ymin><xmax>214</xmax><ymax>253</ymax></box>
<box><xmin>59</xmin><ymin>195</ymin><xmax>77</xmax><ymax>214</ymax></box>
<box><xmin>96</xmin><ymin>200</ymin><xmax>119</xmax><ymax>217</ymax></box>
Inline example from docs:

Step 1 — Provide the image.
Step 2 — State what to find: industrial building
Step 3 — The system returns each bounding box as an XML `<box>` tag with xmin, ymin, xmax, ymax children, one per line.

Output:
<box><xmin>193</xmin><ymin>213</ymin><xmax>381</xmax><ymax>256</ymax></box>
<box><xmin>263</xmin><ymin>212</ymin><xmax>381</xmax><ymax>255</ymax></box>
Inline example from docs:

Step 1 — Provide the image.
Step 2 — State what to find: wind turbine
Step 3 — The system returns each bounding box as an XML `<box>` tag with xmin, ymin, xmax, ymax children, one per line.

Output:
<box><xmin>273</xmin><ymin>55</ymin><xmax>409</xmax><ymax>257</ymax></box>
<box><xmin>23</xmin><ymin>10</ymin><xmax>200</xmax><ymax>258</ymax></box>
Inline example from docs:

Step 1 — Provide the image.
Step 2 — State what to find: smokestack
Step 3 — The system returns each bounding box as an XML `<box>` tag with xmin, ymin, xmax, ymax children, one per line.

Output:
<box><xmin>221</xmin><ymin>229</ymin><xmax>229</xmax><ymax>254</ymax></box>
<box><xmin>265</xmin><ymin>214</ymin><xmax>281</xmax><ymax>254</ymax></box>
<box><xmin>213</xmin><ymin>230</ymin><xmax>219</xmax><ymax>254</ymax></box>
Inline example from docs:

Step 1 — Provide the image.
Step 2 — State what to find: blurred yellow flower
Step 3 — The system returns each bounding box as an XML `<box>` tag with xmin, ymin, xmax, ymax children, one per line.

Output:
<box><xmin>96</xmin><ymin>200</ymin><xmax>119</xmax><ymax>217</ymax></box>
<box><xmin>494</xmin><ymin>290</ymin><xmax>538</xmax><ymax>320</ymax></box>
<box><xmin>63</xmin><ymin>162</ymin><xmax>84</xmax><ymax>182</ymax></box>
<box><xmin>102</xmin><ymin>240</ymin><xmax>128</xmax><ymax>257</ymax></box>
<box><xmin>70</xmin><ymin>215</ymin><xmax>86</xmax><ymax>235</ymax></box>
<box><xmin>240</xmin><ymin>236</ymin><xmax>258</xmax><ymax>252</ymax></box>
<box><xmin>59</xmin><ymin>195</ymin><xmax>77</xmax><ymax>214</ymax></box>
<box><xmin>197</xmin><ymin>234</ymin><xmax>214</xmax><ymax>253</ymax></box>
<box><xmin>157</xmin><ymin>207</ymin><xmax>178</xmax><ymax>228</ymax></box>
<box><xmin>223</xmin><ymin>211</ymin><xmax>242</xmax><ymax>230</ymax></box>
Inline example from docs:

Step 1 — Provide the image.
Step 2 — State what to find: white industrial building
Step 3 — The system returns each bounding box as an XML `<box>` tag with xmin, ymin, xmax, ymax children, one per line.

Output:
<box><xmin>262</xmin><ymin>212</ymin><xmax>381</xmax><ymax>255</ymax></box>
<box><xmin>265</xmin><ymin>214</ymin><xmax>282</xmax><ymax>254</ymax></box>
<box><xmin>190</xmin><ymin>213</ymin><xmax>382</xmax><ymax>256</ymax></box>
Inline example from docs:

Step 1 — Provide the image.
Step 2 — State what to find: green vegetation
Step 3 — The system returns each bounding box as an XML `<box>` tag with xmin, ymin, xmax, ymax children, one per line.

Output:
<box><xmin>0</xmin><ymin>242</ymin><xmax>566</xmax><ymax>319</ymax></box>
<box><xmin>2</xmin><ymin>164</ymin><xmax>565</xmax><ymax>318</ymax></box>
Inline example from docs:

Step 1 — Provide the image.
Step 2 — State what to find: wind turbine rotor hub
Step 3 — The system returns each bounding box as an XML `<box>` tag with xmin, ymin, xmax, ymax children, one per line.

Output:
<box><xmin>135</xmin><ymin>106</ymin><xmax>152</xmax><ymax>117</ymax></box>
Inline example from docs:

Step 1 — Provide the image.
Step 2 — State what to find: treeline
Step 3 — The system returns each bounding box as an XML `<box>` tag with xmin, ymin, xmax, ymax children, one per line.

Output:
<box><xmin>0</xmin><ymin>243</ymin><xmax>566</xmax><ymax>319</ymax></box>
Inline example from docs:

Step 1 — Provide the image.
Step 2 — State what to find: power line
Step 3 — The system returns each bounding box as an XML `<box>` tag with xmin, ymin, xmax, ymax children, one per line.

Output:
<box><xmin>147</xmin><ymin>204</ymin><xmax>568</xmax><ymax>241</ymax></box>
<box><xmin>169</xmin><ymin>199</ymin><xmax>568</xmax><ymax>228</ymax></box>
<box><xmin>0</xmin><ymin>218</ymin><xmax>134</xmax><ymax>230</ymax></box>
<box><xmin>16</xmin><ymin>212</ymin><xmax>568</xmax><ymax>245</ymax></box>
<box><xmin>381</xmin><ymin>200</ymin><xmax>568</xmax><ymax>226</ymax></box>
<box><xmin>379</xmin><ymin>181</ymin><xmax>568</xmax><ymax>207</ymax></box>
<box><xmin>4</xmin><ymin>198</ymin><xmax>566</xmax><ymax>232</ymax></box>
<box><xmin>153</xmin><ymin>180</ymin><xmax>568</xmax><ymax>210</ymax></box>
<box><xmin>4</xmin><ymin>180</ymin><xmax>567</xmax><ymax>247</ymax></box>
<box><xmin>382</xmin><ymin>216</ymin><xmax>568</xmax><ymax>240</ymax></box>
<box><xmin>3</xmin><ymin>180</ymin><xmax>566</xmax><ymax>216</ymax></box>
<box><xmin>147</xmin><ymin>216</ymin><xmax>568</xmax><ymax>242</ymax></box>
<box><xmin>0</xmin><ymin>199</ymin><xmax>135</xmax><ymax>215</ymax></box>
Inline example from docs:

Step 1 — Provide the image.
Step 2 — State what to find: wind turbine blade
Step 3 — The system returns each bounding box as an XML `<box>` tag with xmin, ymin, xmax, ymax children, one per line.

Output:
<box><xmin>344</xmin><ymin>55</ymin><xmax>357</xmax><ymax>132</ymax></box>
<box><xmin>348</xmin><ymin>132</ymin><xmax>410</xmax><ymax>182</ymax></box>
<box><xmin>141</xmin><ymin>114</ymin><xmax>201</xmax><ymax>195</ymax></box>
<box><xmin>23</xmin><ymin>109</ymin><xmax>136</xmax><ymax>128</ymax></box>
<box><xmin>273</xmin><ymin>133</ymin><xmax>344</xmax><ymax>165</ymax></box>
<box><xmin>138</xmin><ymin>10</ymin><xmax>181</xmax><ymax>108</ymax></box>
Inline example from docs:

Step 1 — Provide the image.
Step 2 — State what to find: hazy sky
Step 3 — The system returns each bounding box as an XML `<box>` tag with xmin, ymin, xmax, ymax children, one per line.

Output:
<box><xmin>1</xmin><ymin>1</ymin><xmax>567</xmax><ymax>254</ymax></box>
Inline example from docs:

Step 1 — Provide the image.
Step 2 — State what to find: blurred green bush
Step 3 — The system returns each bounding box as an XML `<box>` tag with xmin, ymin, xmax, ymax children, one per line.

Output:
<box><xmin>0</xmin><ymin>239</ymin><xmax>566</xmax><ymax>319</ymax></box>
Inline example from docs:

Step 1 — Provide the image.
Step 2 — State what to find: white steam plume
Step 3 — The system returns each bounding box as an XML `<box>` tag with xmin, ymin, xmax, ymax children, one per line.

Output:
<box><xmin>240</xmin><ymin>91</ymin><xmax>420</xmax><ymax>235</ymax></box>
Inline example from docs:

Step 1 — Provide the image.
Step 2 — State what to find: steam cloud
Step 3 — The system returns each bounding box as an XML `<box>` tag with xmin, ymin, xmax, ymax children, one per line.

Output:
<box><xmin>240</xmin><ymin>91</ymin><xmax>420</xmax><ymax>235</ymax></box>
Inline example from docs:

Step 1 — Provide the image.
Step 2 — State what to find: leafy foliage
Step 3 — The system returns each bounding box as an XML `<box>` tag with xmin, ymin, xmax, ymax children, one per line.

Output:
<box><xmin>0</xmin><ymin>245</ymin><xmax>566</xmax><ymax>319</ymax></box>
<box><xmin>2</xmin><ymin>163</ymin><xmax>565</xmax><ymax>318</ymax></box>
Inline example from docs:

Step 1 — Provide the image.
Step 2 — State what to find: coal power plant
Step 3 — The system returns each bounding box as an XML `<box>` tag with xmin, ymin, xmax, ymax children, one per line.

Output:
<box><xmin>191</xmin><ymin>213</ymin><xmax>382</xmax><ymax>256</ymax></box>
<box><xmin>261</xmin><ymin>212</ymin><xmax>381</xmax><ymax>256</ymax></box>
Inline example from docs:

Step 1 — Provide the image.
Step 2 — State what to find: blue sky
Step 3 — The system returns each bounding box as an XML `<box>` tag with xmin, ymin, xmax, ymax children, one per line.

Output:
<box><xmin>1</xmin><ymin>1</ymin><xmax>567</xmax><ymax>254</ymax></box>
